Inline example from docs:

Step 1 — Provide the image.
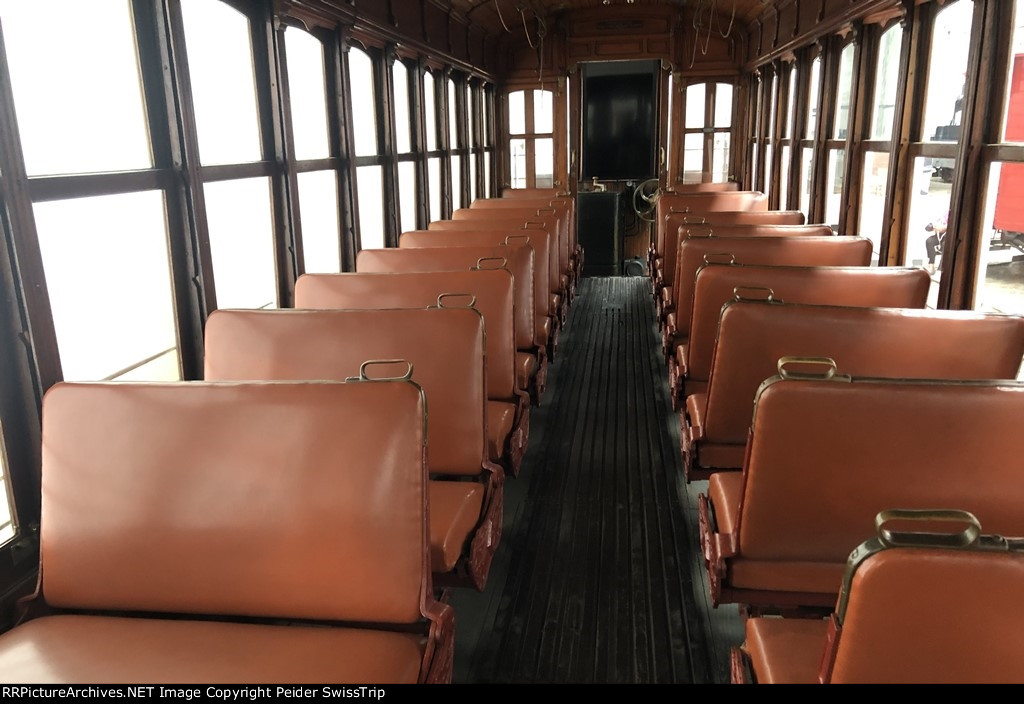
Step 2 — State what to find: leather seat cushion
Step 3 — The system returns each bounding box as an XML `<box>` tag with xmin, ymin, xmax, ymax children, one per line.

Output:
<box><xmin>428</xmin><ymin>481</ymin><xmax>484</xmax><ymax>573</ymax></box>
<box><xmin>745</xmin><ymin>616</ymin><xmax>828</xmax><ymax>684</ymax></box>
<box><xmin>486</xmin><ymin>401</ymin><xmax>516</xmax><ymax>461</ymax></box>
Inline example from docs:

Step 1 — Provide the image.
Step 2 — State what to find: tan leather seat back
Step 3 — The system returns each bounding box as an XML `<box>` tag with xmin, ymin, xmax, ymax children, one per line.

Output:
<box><xmin>831</xmin><ymin>547</ymin><xmax>1024</xmax><ymax>683</ymax></box>
<box><xmin>673</xmin><ymin>236</ymin><xmax>873</xmax><ymax>334</ymax></box>
<box><xmin>296</xmin><ymin>270</ymin><xmax>516</xmax><ymax>399</ymax></box>
<box><xmin>428</xmin><ymin>220</ymin><xmax>559</xmax><ymax>302</ymax></box>
<box><xmin>686</xmin><ymin>265</ymin><xmax>931</xmax><ymax>382</ymax></box>
<box><xmin>673</xmin><ymin>210</ymin><xmax>806</xmax><ymax>226</ymax></box>
<box><xmin>706</xmin><ymin>303</ymin><xmax>1024</xmax><ymax>446</ymax></box>
<box><xmin>499</xmin><ymin>188</ymin><xmax>563</xmax><ymax>198</ymax></box>
<box><xmin>40</xmin><ymin>380</ymin><xmax>428</xmax><ymax>624</ymax></box>
<box><xmin>205</xmin><ymin>308</ymin><xmax>486</xmax><ymax>477</ymax></box>
<box><xmin>741</xmin><ymin>375</ymin><xmax>1024</xmax><ymax>571</ymax></box>
<box><xmin>398</xmin><ymin>231</ymin><xmax>538</xmax><ymax>349</ymax></box>
<box><xmin>668</xmin><ymin>182</ymin><xmax>740</xmax><ymax>193</ymax></box>
<box><xmin>468</xmin><ymin>197</ymin><xmax>573</xmax><ymax>262</ymax></box>
<box><xmin>452</xmin><ymin>208</ymin><xmax>567</xmax><ymax>284</ymax></box>
<box><xmin>660</xmin><ymin>191</ymin><xmax>769</xmax><ymax>214</ymax></box>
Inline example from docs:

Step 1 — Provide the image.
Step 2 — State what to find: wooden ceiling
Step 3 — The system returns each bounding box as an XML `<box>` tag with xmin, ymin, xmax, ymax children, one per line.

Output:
<box><xmin>453</xmin><ymin>0</ymin><xmax>770</xmax><ymax>38</ymax></box>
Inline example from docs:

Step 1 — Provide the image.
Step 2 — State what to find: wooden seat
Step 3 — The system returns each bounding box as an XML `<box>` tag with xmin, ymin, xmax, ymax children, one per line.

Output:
<box><xmin>685</xmin><ymin>303</ymin><xmax>1024</xmax><ymax>480</ymax></box>
<box><xmin>204</xmin><ymin>307</ymin><xmax>502</xmax><ymax>591</ymax></box>
<box><xmin>0</xmin><ymin>380</ymin><xmax>451</xmax><ymax>683</ymax></box>
<box><xmin>734</xmin><ymin>512</ymin><xmax>1024</xmax><ymax>683</ymax></box>
<box><xmin>296</xmin><ymin>269</ymin><xmax>528</xmax><ymax>475</ymax></box>
<box><xmin>698</xmin><ymin>369</ymin><xmax>1024</xmax><ymax>612</ymax></box>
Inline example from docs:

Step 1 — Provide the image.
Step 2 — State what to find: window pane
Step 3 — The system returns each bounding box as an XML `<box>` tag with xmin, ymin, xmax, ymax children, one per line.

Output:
<box><xmin>399</xmin><ymin>162</ymin><xmax>417</xmax><ymax>234</ymax></box>
<box><xmin>357</xmin><ymin>165</ymin><xmax>384</xmax><ymax>250</ymax></box>
<box><xmin>470</xmin><ymin>154</ymin><xmax>478</xmax><ymax>203</ymax></box>
<box><xmin>0</xmin><ymin>432</ymin><xmax>17</xmax><ymax>547</ymax></box>
<box><xmin>976</xmin><ymin>161</ymin><xmax>1024</xmax><ymax>325</ymax></box>
<box><xmin>467</xmin><ymin>84</ymin><xmax>476</xmax><ymax>148</ymax></box>
<box><xmin>763</xmin><ymin>144</ymin><xmax>773</xmax><ymax>197</ymax></box>
<box><xmin>800</xmin><ymin>146</ymin><xmax>814</xmax><ymax>218</ymax></box>
<box><xmin>714</xmin><ymin>83</ymin><xmax>733</xmax><ymax>128</ymax></box>
<box><xmin>535</xmin><ymin>90</ymin><xmax>553</xmax><ymax>133</ymax></box>
<box><xmin>1001</xmin><ymin>0</ymin><xmax>1024</xmax><ymax>142</ymax></box>
<box><xmin>298</xmin><ymin>171</ymin><xmax>340</xmax><ymax>274</ymax></box>
<box><xmin>751</xmin><ymin>142</ymin><xmax>759</xmax><ymax>188</ymax></box>
<box><xmin>484</xmin><ymin>152</ymin><xmax>492</xmax><ymax>198</ymax></box>
<box><xmin>767</xmin><ymin>73</ymin><xmax>778</xmax><ymax>139</ymax></box>
<box><xmin>285</xmin><ymin>27</ymin><xmax>330</xmax><ymax>160</ymax></box>
<box><xmin>834</xmin><ymin>43</ymin><xmax>855</xmax><ymax>139</ymax></box>
<box><xmin>871</xmin><ymin>25</ymin><xmax>904</xmax><ymax>141</ymax></box>
<box><xmin>859</xmin><ymin>151</ymin><xmax>890</xmax><ymax>265</ymax></box>
<box><xmin>713</xmin><ymin>133</ymin><xmax>730</xmax><ymax>183</ymax></box>
<box><xmin>510</xmin><ymin>138</ymin><xmax>527</xmax><ymax>189</ymax></box>
<box><xmin>349</xmin><ymin>48</ymin><xmax>378</xmax><ymax>157</ymax></box>
<box><xmin>683</xmin><ymin>134</ymin><xmax>703</xmax><ymax>182</ymax></box>
<box><xmin>393</xmin><ymin>60</ymin><xmax>412</xmax><ymax>154</ymax></box>
<box><xmin>428</xmin><ymin>157</ymin><xmax>441</xmax><ymax>222</ymax></box>
<box><xmin>783</xmin><ymin>68</ymin><xmax>796</xmax><ymax>138</ymax></box>
<box><xmin>205</xmin><ymin>178</ymin><xmax>278</xmax><ymax>309</ymax></box>
<box><xmin>509</xmin><ymin>90</ymin><xmax>526</xmax><ymax>134</ymax></box>
<box><xmin>807</xmin><ymin>56</ymin><xmax>821</xmax><ymax>139</ymax></box>
<box><xmin>484</xmin><ymin>86</ymin><xmax>495</xmax><ymax>147</ymax></box>
<box><xmin>424</xmin><ymin>71</ymin><xmax>437</xmax><ymax>151</ymax></box>
<box><xmin>825</xmin><ymin>148</ymin><xmax>845</xmax><ymax>227</ymax></box>
<box><xmin>34</xmin><ymin>192</ymin><xmax>178</xmax><ymax>381</ymax></box>
<box><xmin>536</xmin><ymin>138</ymin><xmax>553</xmax><ymax>189</ymax></box>
<box><xmin>448</xmin><ymin>78</ymin><xmax>458</xmax><ymax>147</ymax></box>
<box><xmin>923</xmin><ymin>1</ymin><xmax>973</xmax><ymax>145</ymax></box>
<box><xmin>685</xmin><ymin>83</ymin><xmax>706</xmax><ymax>129</ymax></box>
<box><xmin>2</xmin><ymin>1</ymin><xmax>152</xmax><ymax>176</ymax></box>
<box><xmin>181</xmin><ymin>0</ymin><xmax>261</xmax><ymax>165</ymax></box>
<box><xmin>778</xmin><ymin>144</ymin><xmax>790</xmax><ymax>207</ymax></box>
<box><xmin>452</xmin><ymin>154</ymin><xmax>463</xmax><ymax>210</ymax></box>
<box><xmin>905</xmin><ymin>156</ymin><xmax>953</xmax><ymax>306</ymax></box>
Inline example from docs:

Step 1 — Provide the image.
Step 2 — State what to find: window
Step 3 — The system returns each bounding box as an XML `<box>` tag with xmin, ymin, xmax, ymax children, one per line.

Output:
<box><xmin>507</xmin><ymin>88</ymin><xmax>554</xmax><ymax>189</ymax></box>
<box><xmin>825</xmin><ymin>43</ymin><xmax>856</xmax><ymax>227</ymax></box>
<box><xmin>349</xmin><ymin>47</ymin><xmax>385</xmax><ymax>249</ymax></box>
<box><xmin>799</xmin><ymin>55</ymin><xmax>823</xmax><ymax>219</ymax></box>
<box><xmin>285</xmin><ymin>27</ymin><xmax>340</xmax><ymax>273</ymax></box>
<box><xmin>449</xmin><ymin>77</ymin><xmax>463</xmax><ymax>210</ymax></box>
<box><xmin>681</xmin><ymin>81</ymin><xmax>733</xmax><ymax>184</ymax></box>
<box><xmin>0</xmin><ymin>431</ymin><xmax>16</xmax><ymax>546</ymax></box>
<box><xmin>393</xmin><ymin>59</ymin><xmax>418</xmax><ymax>235</ymax></box>
<box><xmin>425</xmin><ymin>70</ymin><xmax>442</xmax><ymax>221</ymax></box>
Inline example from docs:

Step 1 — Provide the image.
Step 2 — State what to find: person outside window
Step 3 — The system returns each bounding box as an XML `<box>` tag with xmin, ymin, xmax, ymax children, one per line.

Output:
<box><xmin>924</xmin><ymin>211</ymin><xmax>948</xmax><ymax>275</ymax></box>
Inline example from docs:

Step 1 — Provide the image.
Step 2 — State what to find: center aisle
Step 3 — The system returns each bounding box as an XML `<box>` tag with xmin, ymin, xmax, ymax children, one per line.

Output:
<box><xmin>452</xmin><ymin>276</ymin><xmax>739</xmax><ymax>683</ymax></box>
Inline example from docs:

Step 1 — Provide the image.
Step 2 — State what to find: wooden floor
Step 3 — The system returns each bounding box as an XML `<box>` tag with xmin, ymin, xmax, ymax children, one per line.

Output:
<box><xmin>450</xmin><ymin>276</ymin><xmax>744</xmax><ymax>684</ymax></box>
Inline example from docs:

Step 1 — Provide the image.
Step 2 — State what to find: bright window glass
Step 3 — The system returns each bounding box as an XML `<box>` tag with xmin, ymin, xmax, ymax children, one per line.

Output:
<box><xmin>297</xmin><ymin>171</ymin><xmax>340</xmax><ymax>274</ymax></box>
<box><xmin>349</xmin><ymin>48</ymin><xmax>378</xmax><ymax>157</ymax></box>
<box><xmin>871</xmin><ymin>24</ymin><xmax>904</xmax><ymax>141</ymax></box>
<box><xmin>0</xmin><ymin>432</ymin><xmax>17</xmax><ymax>546</ymax></box>
<box><xmin>2</xmin><ymin>0</ymin><xmax>152</xmax><ymax>176</ymax></box>
<box><xmin>834</xmin><ymin>43</ymin><xmax>855</xmax><ymax>138</ymax></box>
<box><xmin>825</xmin><ymin>148</ymin><xmax>845</xmax><ymax>226</ymax></box>
<box><xmin>685</xmin><ymin>83</ymin><xmax>706</xmax><ymax>128</ymax></box>
<box><xmin>509</xmin><ymin>90</ymin><xmax>526</xmax><ymax>134</ymax></box>
<box><xmin>683</xmin><ymin>133</ymin><xmax>703</xmax><ymax>182</ymax></box>
<box><xmin>393</xmin><ymin>60</ymin><xmax>412</xmax><ymax>154</ymax></box>
<box><xmin>181</xmin><ymin>0</ymin><xmax>261</xmax><ymax>165</ymax></box>
<box><xmin>923</xmin><ymin>1</ymin><xmax>973</xmax><ymax>145</ymax></box>
<box><xmin>452</xmin><ymin>155</ymin><xmax>463</xmax><ymax>210</ymax></box>
<box><xmin>428</xmin><ymin>157</ymin><xmax>441</xmax><ymax>221</ymax></box>
<box><xmin>510</xmin><ymin>138</ymin><xmax>527</xmax><ymax>189</ymax></box>
<box><xmin>905</xmin><ymin>156</ymin><xmax>953</xmax><ymax>308</ymax></box>
<box><xmin>425</xmin><ymin>71</ymin><xmax>437</xmax><ymax>150</ymax></box>
<box><xmin>205</xmin><ymin>178</ymin><xmax>278</xmax><ymax>309</ymax></box>
<box><xmin>357</xmin><ymin>166</ymin><xmax>384</xmax><ymax>249</ymax></box>
<box><xmin>535</xmin><ymin>90</ymin><xmax>553</xmax><ymax>133</ymax></box>
<box><xmin>976</xmin><ymin>162</ymin><xmax>1024</xmax><ymax>324</ymax></box>
<box><xmin>448</xmin><ymin>78</ymin><xmax>458</xmax><ymax>147</ymax></box>
<box><xmin>284</xmin><ymin>27</ymin><xmax>330</xmax><ymax>160</ymax></box>
<box><xmin>859</xmin><ymin>151</ymin><xmax>890</xmax><ymax>264</ymax></box>
<box><xmin>807</xmin><ymin>56</ymin><xmax>821</xmax><ymax>138</ymax></box>
<box><xmin>399</xmin><ymin>162</ymin><xmax>417</xmax><ymax>234</ymax></box>
<box><xmin>713</xmin><ymin>133</ymin><xmax>731</xmax><ymax>183</ymax></box>
<box><xmin>714</xmin><ymin>83</ymin><xmax>733</xmax><ymax>128</ymax></box>
<box><xmin>535</xmin><ymin>138</ymin><xmax>553</xmax><ymax>189</ymax></box>
<box><xmin>34</xmin><ymin>191</ymin><xmax>179</xmax><ymax>381</ymax></box>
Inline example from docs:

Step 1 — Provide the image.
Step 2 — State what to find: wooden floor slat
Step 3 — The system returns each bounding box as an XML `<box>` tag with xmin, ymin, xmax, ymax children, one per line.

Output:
<box><xmin>451</xmin><ymin>276</ymin><xmax>742</xmax><ymax>684</ymax></box>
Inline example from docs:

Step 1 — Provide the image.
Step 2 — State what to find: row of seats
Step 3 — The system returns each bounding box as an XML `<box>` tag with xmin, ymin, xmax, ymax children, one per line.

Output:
<box><xmin>0</xmin><ymin>189</ymin><xmax>581</xmax><ymax>683</ymax></box>
<box><xmin>647</xmin><ymin>187</ymin><xmax>1024</xmax><ymax>683</ymax></box>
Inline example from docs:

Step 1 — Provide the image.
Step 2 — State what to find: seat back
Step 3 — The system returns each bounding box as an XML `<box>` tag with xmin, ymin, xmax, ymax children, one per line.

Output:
<box><xmin>740</xmin><ymin>374</ymin><xmax>1024</xmax><ymax>572</ymax></box>
<box><xmin>39</xmin><ymin>380</ymin><xmax>429</xmax><ymax>625</ymax></box>
<box><xmin>667</xmin><ymin>182</ymin><xmax>740</xmax><ymax>193</ymax></box>
<box><xmin>205</xmin><ymin>308</ymin><xmax>486</xmax><ymax>477</ymax></box>
<box><xmin>705</xmin><ymin>303</ymin><xmax>1024</xmax><ymax>447</ymax></box>
<box><xmin>429</xmin><ymin>219</ymin><xmax>560</xmax><ymax>300</ymax></box>
<box><xmin>685</xmin><ymin>265</ymin><xmax>931</xmax><ymax>383</ymax></box>
<box><xmin>452</xmin><ymin>207</ymin><xmax>568</xmax><ymax>284</ymax></box>
<box><xmin>399</xmin><ymin>230</ymin><xmax>540</xmax><ymax>348</ymax></box>
<box><xmin>827</xmin><ymin>525</ymin><xmax>1024</xmax><ymax>684</ymax></box>
<box><xmin>673</xmin><ymin>236</ymin><xmax>873</xmax><ymax>335</ymax></box>
<box><xmin>295</xmin><ymin>270</ymin><xmax>517</xmax><ymax>399</ymax></box>
<box><xmin>672</xmin><ymin>210</ymin><xmax>806</xmax><ymax>226</ymax></box>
